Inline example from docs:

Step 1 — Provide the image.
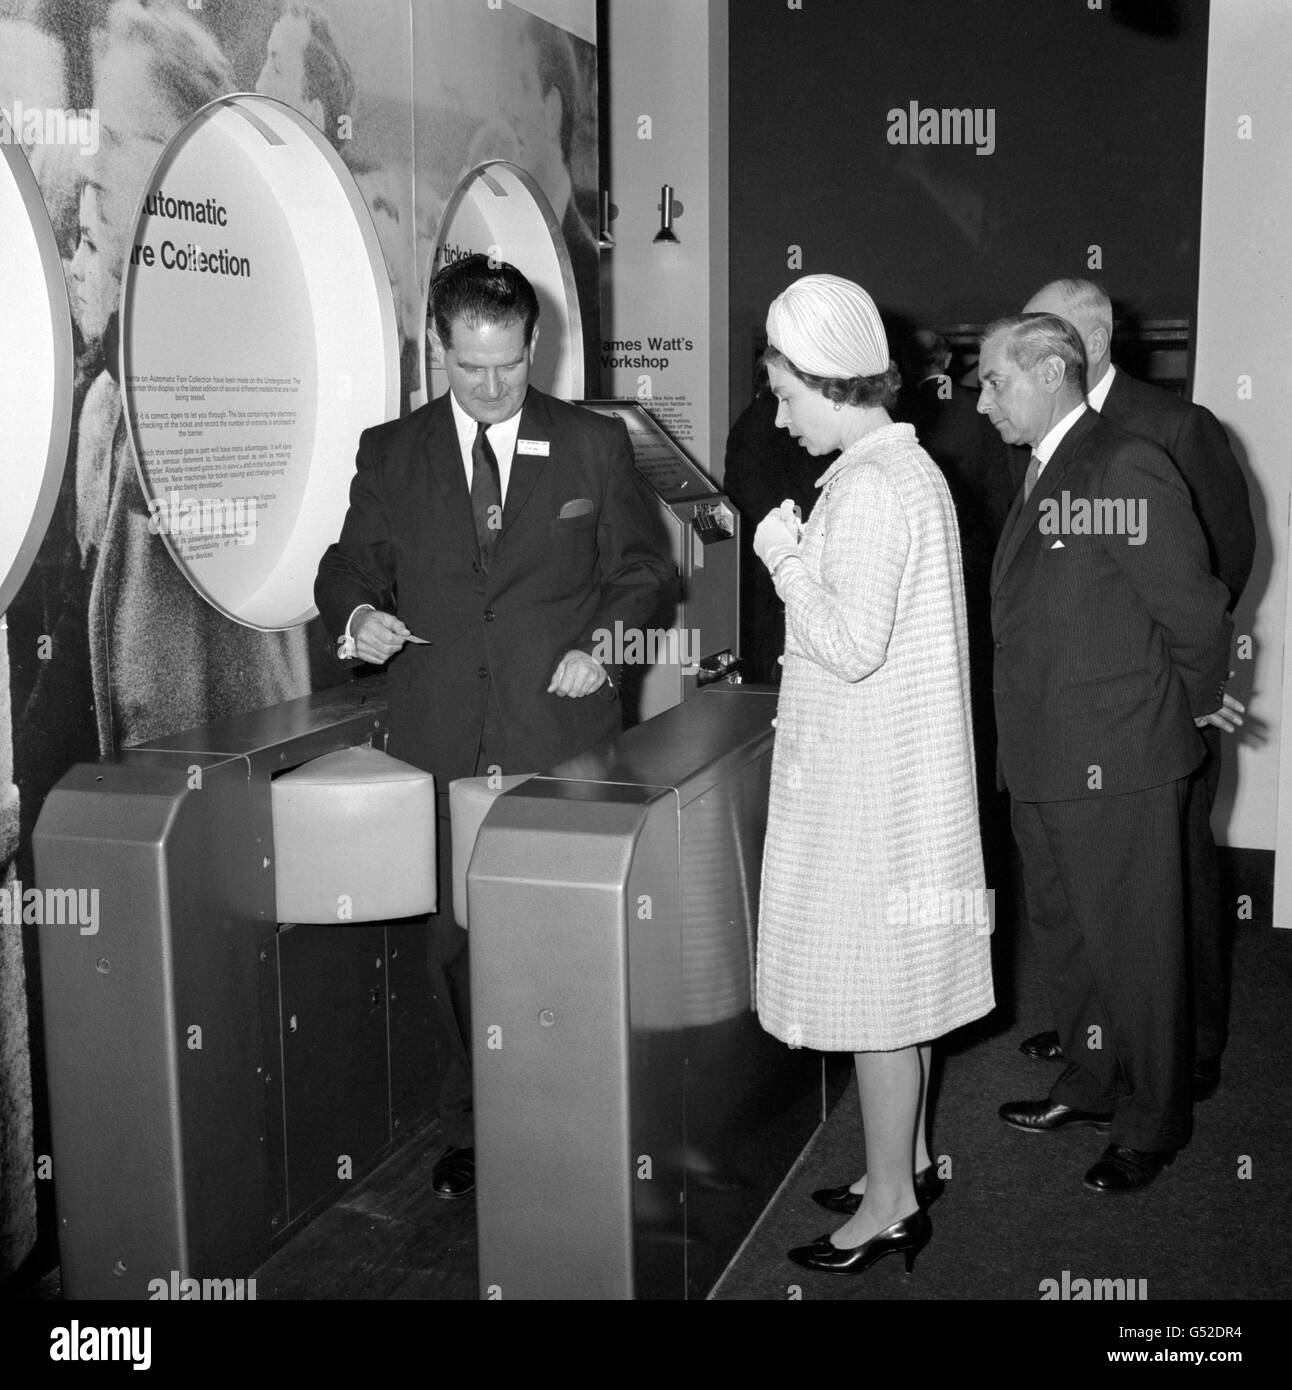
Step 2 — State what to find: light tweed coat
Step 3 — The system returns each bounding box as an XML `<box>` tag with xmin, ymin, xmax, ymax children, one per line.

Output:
<box><xmin>756</xmin><ymin>422</ymin><xmax>994</xmax><ymax>1051</ymax></box>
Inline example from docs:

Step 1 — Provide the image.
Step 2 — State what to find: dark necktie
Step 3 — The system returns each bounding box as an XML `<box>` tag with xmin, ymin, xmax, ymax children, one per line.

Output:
<box><xmin>1023</xmin><ymin>452</ymin><xmax>1041</xmax><ymax>503</ymax></box>
<box><xmin>471</xmin><ymin>421</ymin><xmax>502</xmax><ymax>567</ymax></box>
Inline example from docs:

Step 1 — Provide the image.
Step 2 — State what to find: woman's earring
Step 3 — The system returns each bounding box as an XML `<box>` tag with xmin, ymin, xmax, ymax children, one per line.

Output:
<box><xmin>833</xmin><ymin>402</ymin><xmax>842</xmax><ymax>412</ymax></box>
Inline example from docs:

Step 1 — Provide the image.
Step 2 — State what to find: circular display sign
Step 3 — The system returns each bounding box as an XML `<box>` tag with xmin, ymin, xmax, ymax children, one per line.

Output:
<box><xmin>422</xmin><ymin>160</ymin><xmax>584</xmax><ymax>403</ymax></box>
<box><xmin>120</xmin><ymin>95</ymin><xmax>398</xmax><ymax>630</ymax></box>
<box><xmin>0</xmin><ymin>139</ymin><xmax>74</xmax><ymax>618</ymax></box>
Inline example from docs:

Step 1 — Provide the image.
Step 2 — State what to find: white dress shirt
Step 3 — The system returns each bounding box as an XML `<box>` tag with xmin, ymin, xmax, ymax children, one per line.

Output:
<box><xmin>1086</xmin><ymin>363</ymin><xmax>1116</xmax><ymax>413</ymax></box>
<box><xmin>1032</xmin><ymin>401</ymin><xmax>1089</xmax><ymax>478</ymax></box>
<box><xmin>342</xmin><ymin>394</ymin><xmax>527</xmax><ymax>649</ymax></box>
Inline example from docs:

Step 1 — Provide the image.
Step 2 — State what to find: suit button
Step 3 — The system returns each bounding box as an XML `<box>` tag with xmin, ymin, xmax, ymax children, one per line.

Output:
<box><xmin>484</xmin><ymin>609</ymin><xmax>495</xmax><ymax>622</ymax></box>
<box><xmin>995</xmin><ymin>640</ymin><xmax>1004</xmax><ymax>650</ymax></box>
<box><xmin>477</xmin><ymin>667</ymin><xmax>488</xmax><ymax>679</ymax></box>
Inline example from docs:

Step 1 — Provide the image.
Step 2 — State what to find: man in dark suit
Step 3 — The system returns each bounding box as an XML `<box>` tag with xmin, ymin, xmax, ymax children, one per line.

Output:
<box><xmin>979</xmin><ymin>313</ymin><xmax>1232</xmax><ymax>1192</ymax></box>
<box><xmin>722</xmin><ymin>386</ymin><xmax>826</xmax><ymax>684</ymax></box>
<box><xmin>1015</xmin><ymin>280</ymin><xmax>1254</xmax><ymax>1099</ymax></box>
<box><xmin>896</xmin><ymin>330</ymin><xmax>1016</xmax><ymax>877</ymax></box>
<box><xmin>316</xmin><ymin>255</ymin><xmax>671</xmax><ymax>1198</ymax></box>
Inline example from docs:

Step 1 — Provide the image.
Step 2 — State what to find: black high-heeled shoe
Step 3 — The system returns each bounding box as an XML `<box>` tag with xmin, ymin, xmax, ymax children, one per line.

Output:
<box><xmin>811</xmin><ymin>1164</ymin><xmax>945</xmax><ymax>1216</ymax></box>
<box><xmin>788</xmin><ymin>1208</ymin><xmax>932</xmax><ymax>1275</ymax></box>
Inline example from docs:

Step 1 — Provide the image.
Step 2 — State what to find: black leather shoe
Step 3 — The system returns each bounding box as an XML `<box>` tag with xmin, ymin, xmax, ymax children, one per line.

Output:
<box><xmin>1019</xmin><ymin>1029</ymin><xmax>1064</xmax><ymax>1061</ymax></box>
<box><xmin>431</xmin><ymin>1145</ymin><xmax>475</xmax><ymax>1199</ymax></box>
<box><xmin>1192</xmin><ymin>1057</ymin><xmax>1221</xmax><ymax>1103</ymax></box>
<box><xmin>1083</xmin><ymin>1144</ymin><xmax>1174</xmax><ymax>1193</ymax></box>
<box><xmin>812</xmin><ymin>1164</ymin><xmax>945</xmax><ymax>1216</ymax></box>
<box><xmin>788</xmin><ymin>1209</ymin><xmax>932</xmax><ymax>1275</ymax></box>
<box><xmin>999</xmin><ymin>1098</ymin><xmax>1112</xmax><ymax>1133</ymax></box>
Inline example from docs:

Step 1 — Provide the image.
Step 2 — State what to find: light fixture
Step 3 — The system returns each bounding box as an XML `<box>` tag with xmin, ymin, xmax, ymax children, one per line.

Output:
<box><xmin>653</xmin><ymin>184</ymin><xmax>681</xmax><ymax>243</ymax></box>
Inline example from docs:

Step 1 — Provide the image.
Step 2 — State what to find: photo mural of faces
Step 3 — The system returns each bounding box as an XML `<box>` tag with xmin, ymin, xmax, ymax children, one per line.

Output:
<box><xmin>412</xmin><ymin>0</ymin><xmax>601</xmax><ymax>388</ymax></box>
<box><xmin>0</xmin><ymin>0</ymin><xmax>598</xmax><ymax>1283</ymax></box>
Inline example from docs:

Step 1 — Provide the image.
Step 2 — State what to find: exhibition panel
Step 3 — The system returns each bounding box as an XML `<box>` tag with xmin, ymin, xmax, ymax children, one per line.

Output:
<box><xmin>423</xmin><ymin>159</ymin><xmax>584</xmax><ymax>403</ymax></box>
<box><xmin>118</xmin><ymin>94</ymin><xmax>398</xmax><ymax>631</ymax></box>
<box><xmin>0</xmin><ymin>138</ymin><xmax>74</xmax><ymax>618</ymax></box>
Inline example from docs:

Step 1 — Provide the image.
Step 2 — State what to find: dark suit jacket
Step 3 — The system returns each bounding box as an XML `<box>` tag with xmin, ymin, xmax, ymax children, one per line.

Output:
<box><xmin>722</xmin><ymin>390</ymin><xmax>827</xmax><ymax>684</ymax></box>
<box><xmin>990</xmin><ymin>409</ymin><xmax>1231</xmax><ymax>803</ymax></box>
<box><xmin>898</xmin><ymin>376</ymin><xmax>1015</xmax><ymax>583</ymax></box>
<box><xmin>315</xmin><ymin>387</ymin><xmax>672</xmax><ymax>781</ymax></box>
<box><xmin>1099</xmin><ymin>370</ymin><xmax>1254</xmax><ymax>609</ymax></box>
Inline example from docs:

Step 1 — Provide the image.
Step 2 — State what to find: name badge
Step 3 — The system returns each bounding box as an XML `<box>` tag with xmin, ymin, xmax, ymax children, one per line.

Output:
<box><xmin>517</xmin><ymin>438</ymin><xmax>550</xmax><ymax>456</ymax></box>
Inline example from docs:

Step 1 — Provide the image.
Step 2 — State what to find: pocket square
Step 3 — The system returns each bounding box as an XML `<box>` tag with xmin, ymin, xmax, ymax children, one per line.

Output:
<box><xmin>558</xmin><ymin>498</ymin><xmax>594</xmax><ymax>519</ymax></box>
<box><xmin>1050</xmin><ymin>539</ymin><xmax>1065</xmax><ymax>549</ymax></box>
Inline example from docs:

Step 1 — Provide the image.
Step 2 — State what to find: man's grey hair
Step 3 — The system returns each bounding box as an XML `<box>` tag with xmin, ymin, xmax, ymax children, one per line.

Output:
<box><xmin>982</xmin><ymin>312</ymin><xmax>1088</xmax><ymax>396</ymax></box>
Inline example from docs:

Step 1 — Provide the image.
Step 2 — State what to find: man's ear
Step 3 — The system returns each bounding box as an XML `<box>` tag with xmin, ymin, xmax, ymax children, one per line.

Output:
<box><xmin>1087</xmin><ymin>326</ymin><xmax>1109</xmax><ymax>364</ymax></box>
<box><xmin>1040</xmin><ymin>354</ymin><xmax>1066</xmax><ymax>392</ymax></box>
<box><xmin>527</xmin><ymin>324</ymin><xmax>541</xmax><ymax>362</ymax></box>
<box><xmin>428</xmin><ymin>330</ymin><xmax>446</xmax><ymax>368</ymax></box>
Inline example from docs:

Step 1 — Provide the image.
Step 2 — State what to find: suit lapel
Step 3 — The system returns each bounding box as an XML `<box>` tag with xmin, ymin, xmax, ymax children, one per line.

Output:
<box><xmin>991</xmin><ymin>409</ymin><xmax>1099</xmax><ymax>592</ymax></box>
<box><xmin>423</xmin><ymin>394</ymin><xmax>480</xmax><ymax>565</ymax></box>
<box><xmin>502</xmin><ymin>388</ymin><xmax>551</xmax><ymax>532</ymax></box>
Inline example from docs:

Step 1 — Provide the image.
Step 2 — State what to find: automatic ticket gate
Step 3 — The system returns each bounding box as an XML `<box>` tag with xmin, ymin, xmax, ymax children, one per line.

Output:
<box><xmin>34</xmin><ymin>679</ymin><xmax>827</xmax><ymax>1301</ymax></box>
<box><xmin>31</xmin><ymin>676</ymin><xmax>448</xmax><ymax>1300</ymax></box>
<box><xmin>469</xmin><ymin>686</ymin><xmax>825</xmax><ymax>1300</ymax></box>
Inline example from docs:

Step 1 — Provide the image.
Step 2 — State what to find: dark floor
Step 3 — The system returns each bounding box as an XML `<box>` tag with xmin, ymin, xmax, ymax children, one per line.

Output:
<box><xmin>23</xmin><ymin>855</ymin><xmax>1289</xmax><ymax>1311</ymax></box>
<box><xmin>712</xmin><ymin>916</ymin><xmax>1292</xmax><ymax>1301</ymax></box>
<box><xmin>230</xmin><ymin>889</ymin><xmax>1292</xmax><ymax>1305</ymax></box>
<box><xmin>253</xmin><ymin>1114</ymin><xmax>477</xmax><ymax>1300</ymax></box>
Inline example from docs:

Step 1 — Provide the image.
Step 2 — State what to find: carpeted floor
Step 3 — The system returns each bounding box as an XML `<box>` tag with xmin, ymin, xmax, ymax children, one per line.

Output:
<box><xmin>712</xmin><ymin>909</ymin><xmax>1292</xmax><ymax>1302</ymax></box>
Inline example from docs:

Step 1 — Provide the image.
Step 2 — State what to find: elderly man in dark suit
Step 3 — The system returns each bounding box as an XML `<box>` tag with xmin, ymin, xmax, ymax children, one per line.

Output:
<box><xmin>316</xmin><ymin>255</ymin><xmax>671</xmax><ymax>1198</ymax></box>
<box><xmin>896</xmin><ymin>330</ymin><xmax>1016</xmax><ymax>872</ymax></box>
<box><xmin>979</xmin><ymin>313</ymin><xmax>1232</xmax><ymax>1192</ymax></box>
<box><xmin>1015</xmin><ymin>280</ymin><xmax>1254</xmax><ymax>1101</ymax></box>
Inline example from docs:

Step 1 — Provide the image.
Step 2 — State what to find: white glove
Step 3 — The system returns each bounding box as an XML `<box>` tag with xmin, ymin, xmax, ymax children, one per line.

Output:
<box><xmin>754</xmin><ymin>500</ymin><xmax>803</xmax><ymax>575</ymax></box>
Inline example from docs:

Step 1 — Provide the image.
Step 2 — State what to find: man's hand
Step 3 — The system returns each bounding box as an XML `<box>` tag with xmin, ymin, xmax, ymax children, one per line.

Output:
<box><xmin>548</xmin><ymin>649</ymin><xmax>606</xmax><ymax>698</ymax></box>
<box><xmin>1195</xmin><ymin>691</ymin><xmax>1245</xmax><ymax>733</ymax></box>
<box><xmin>354</xmin><ymin>608</ymin><xmax>423</xmax><ymax>665</ymax></box>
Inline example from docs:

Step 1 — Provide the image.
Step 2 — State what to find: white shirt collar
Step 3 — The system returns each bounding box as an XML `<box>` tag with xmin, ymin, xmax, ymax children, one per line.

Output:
<box><xmin>448</xmin><ymin>390</ymin><xmax>525</xmax><ymax>499</ymax></box>
<box><xmin>1086</xmin><ymin>362</ymin><xmax>1117</xmax><ymax>412</ymax></box>
<box><xmin>1033</xmin><ymin>401</ymin><xmax>1088</xmax><ymax>471</ymax></box>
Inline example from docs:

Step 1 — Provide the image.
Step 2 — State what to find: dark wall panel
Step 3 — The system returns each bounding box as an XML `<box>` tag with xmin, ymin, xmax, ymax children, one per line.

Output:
<box><xmin>729</xmin><ymin>0</ymin><xmax>1210</xmax><ymax>394</ymax></box>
